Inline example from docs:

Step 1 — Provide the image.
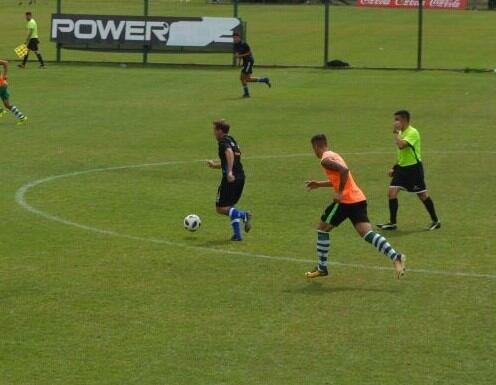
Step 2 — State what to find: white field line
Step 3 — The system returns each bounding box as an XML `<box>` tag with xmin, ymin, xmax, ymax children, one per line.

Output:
<box><xmin>15</xmin><ymin>151</ymin><xmax>496</xmax><ymax>281</ymax></box>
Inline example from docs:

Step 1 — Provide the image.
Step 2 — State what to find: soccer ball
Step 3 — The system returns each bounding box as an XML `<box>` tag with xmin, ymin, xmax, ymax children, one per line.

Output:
<box><xmin>184</xmin><ymin>214</ymin><xmax>201</xmax><ymax>232</ymax></box>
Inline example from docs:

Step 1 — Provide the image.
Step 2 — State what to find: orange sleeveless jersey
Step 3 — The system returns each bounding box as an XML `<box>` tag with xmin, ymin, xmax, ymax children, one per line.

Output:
<box><xmin>321</xmin><ymin>150</ymin><xmax>366</xmax><ymax>204</ymax></box>
<box><xmin>0</xmin><ymin>76</ymin><xmax>7</xmax><ymax>87</ymax></box>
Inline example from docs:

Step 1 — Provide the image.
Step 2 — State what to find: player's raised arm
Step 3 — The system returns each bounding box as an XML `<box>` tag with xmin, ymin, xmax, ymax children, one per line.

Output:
<box><xmin>392</xmin><ymin>121</ymin><xmax>409</xmax><ymax>149</ymax></box>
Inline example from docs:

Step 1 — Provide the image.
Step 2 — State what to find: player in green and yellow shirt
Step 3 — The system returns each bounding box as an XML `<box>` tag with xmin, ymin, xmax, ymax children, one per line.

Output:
<box><xmin>19</xmin><ymin>11</ymin><xmax>45</xmax><ymax>69</ymax></box>
<box><xmin>377</xmin><ymin>110</ymin><xmax>440</xmax><ymax>231</ymax></box>
<box><xmin>0</xmin><ymin>60</ymin><xmax>28</xmax><ymax>124</ymax></box>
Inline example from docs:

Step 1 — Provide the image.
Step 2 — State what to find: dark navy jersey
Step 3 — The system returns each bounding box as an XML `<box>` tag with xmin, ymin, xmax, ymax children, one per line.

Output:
<box><xmin>234</xmin><ymin>41</ymin><xmax>254</xmax><ymax>63</ymax></box>
<box><xmin>218</xmin><ymin>135</ymin><xmax>245</xmax><ymax>178</ymax></box>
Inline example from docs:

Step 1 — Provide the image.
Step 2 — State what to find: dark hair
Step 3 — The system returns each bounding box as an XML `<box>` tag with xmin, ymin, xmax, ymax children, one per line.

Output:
<box><xmin>26</xmin><ymin>11</ymin><xmax>32</xmax><ymax>16</ymax></box>
<box><xmin>394</xmin><ymin>110</ymin><xmax>410</xmax><ymax>122</ymax></box>
<box><xmin>311</xmin><ymin>134</ymin><xmax>328</xmax><ymax>146</ymax></box>
<box><xmin>233</xmin><ymin>32</ymin><xmax>240</xmax><ymax>37</ymax></box>
<box><xmin>213</xmin><ymin>119</ymin><xmax>230</xmax><ymax>134</ymax></box>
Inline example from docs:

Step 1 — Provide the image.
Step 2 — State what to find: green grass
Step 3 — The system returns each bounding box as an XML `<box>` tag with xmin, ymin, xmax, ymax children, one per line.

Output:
<box><xmin>1</xmin><ymin>2</ymin><xmax>496</xmax><ymax>385</ymax></box>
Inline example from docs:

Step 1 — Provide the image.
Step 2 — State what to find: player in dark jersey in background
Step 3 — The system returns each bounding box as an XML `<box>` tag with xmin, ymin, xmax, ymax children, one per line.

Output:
<box><xmin>233</xmin><ymin>32</ymin><xmax>271</xmax><ymax>98</ymax></box>
<box><xmin>207</xmin><ymin>119</ymin><xmax>252</xmax><ymax>241</ymax></box>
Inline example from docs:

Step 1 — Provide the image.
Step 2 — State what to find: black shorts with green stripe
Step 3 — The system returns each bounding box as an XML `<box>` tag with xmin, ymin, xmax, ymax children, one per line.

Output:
<box><xmin>321</xmin><ymin>200</ymin><xmax>369</xmax><ymax>227</ymax></box>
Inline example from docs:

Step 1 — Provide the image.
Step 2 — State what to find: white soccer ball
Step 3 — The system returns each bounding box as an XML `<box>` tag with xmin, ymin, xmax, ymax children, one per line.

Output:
<box><xmin>184</xmin><ymin>214</ymin><xmax>201</xmax><ymax>232</ymax></box>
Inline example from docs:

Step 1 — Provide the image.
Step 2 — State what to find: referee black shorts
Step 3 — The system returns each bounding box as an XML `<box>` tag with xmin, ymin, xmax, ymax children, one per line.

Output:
<box><xmin>27</xmin><ymin>38</ymin><xmax>40</xmax><ymax>51</ymax></box>
<box><xmin>241</xmin><ymin>59</ymin><xmax>254</xmax><ymax>75</ymax></box>
<box><xmin>321</xmin><ymin>200</ymin><xmax>369</xmax><ymax>227</ymax></box>
<box><xmin>216</xmin><ymin>176</ymin><xmax>245</xmax><ymax>207</ymax></box>
<box><xmin>390</xmin><ymin>163</ymin><xmax>427</xmax><ymax>193</ymax></box>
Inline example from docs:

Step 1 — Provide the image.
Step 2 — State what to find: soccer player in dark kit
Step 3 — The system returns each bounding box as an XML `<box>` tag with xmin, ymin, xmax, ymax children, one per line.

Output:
<box><xmin>207</xmin><ymin>119</ymin><xmax>252</xmax><ymax>241</ymax></box>
<box><xmin>233</xmin><ymin>32</ymin><xmax>271</xmax><ymax>98</ymax></box>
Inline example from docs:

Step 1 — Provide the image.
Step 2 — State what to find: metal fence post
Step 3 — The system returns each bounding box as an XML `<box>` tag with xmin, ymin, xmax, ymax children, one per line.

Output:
<box><xmin>232</xmin><ymin>0</ymin><xmax>239</xmax><ymax>66</ymax></box>
<box><xmin>324</xmin><ymin>0</ymin><xmax>330</xmax><ymax>68</ymax></box>
<box><xmin>56</xmin><ymin>0</ymin><xmax>62</xmax><ymax>63</ymax></box>
<box><xmin>234</xmin><ymin>0</ymin><xmax>239</xmax><ymax>17</ymax></box>
<box><xmin>143</xmin><ymin>0</ymin><xmax>149</xmax><ymax>64</ymax></box>
<box><xmin>417</xmin><ymin>0</ymin><xmax>423</xmax><ymax>70</ymax></box>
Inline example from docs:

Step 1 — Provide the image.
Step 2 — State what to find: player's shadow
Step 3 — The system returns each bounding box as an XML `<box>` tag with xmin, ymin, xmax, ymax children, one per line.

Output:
<box><xmin>183</xmin><ymin>236</ymin><xmax>200</xmax><ymax>242</ymax></box>
<box><xmin>287</xmin><ymin>282</ymin><xmax>397</xmax><ymax>295</ymax></box>
<box><xmin>199</xmin><ymin>239</ymin><xmax>233</xmax><ymax>247</ymax></box>
<box><xmin>221</xmin><ymin>96</ymin><xmax>251</xmax><ymax>102</ymax></box>
<box><xmin>380</xmin><ymin>229</ymin><xmax>427</xmax><ymax>238</ymax></box>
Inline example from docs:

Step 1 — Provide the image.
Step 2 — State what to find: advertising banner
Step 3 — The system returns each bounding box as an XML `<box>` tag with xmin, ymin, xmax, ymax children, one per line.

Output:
<box><xmin>357</xmin><ymin>0</ymin><xmax>467</xmax><ymax>10</ymax></box>
<box><xmin>51</xmin><ymin>14</ymin><xmax>243</xmax><ymax>52</ymax></box>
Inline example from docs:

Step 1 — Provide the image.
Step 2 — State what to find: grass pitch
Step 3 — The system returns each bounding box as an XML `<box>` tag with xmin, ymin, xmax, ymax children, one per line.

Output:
<box><xmin>1</xmin><ymin>2</ymin><xmax>496</xmax><ymax>385</ymax></box>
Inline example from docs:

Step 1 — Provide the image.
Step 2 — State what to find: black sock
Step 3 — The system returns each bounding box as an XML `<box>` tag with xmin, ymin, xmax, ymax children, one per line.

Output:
<box><xmin>389</xmin><ymin>198</ymin><xmax>398</xmax><ymax>224</ymax></box>
<box><xmin>35</xmin><ymin>53</ymin><xmax>45</xmax><ymax>66</ymax></box>
<box><xmin>422</xmin><ymin>197</ymin><xmax>438</xmax><ymax>222</ymax></box>
<box><xmin>22</xmin><ymin>53</ymin><xmax>29</xmax><ymax>66</ymax></box>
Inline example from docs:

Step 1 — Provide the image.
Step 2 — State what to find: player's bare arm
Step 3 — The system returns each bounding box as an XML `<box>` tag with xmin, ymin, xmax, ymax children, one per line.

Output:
<box><xmin>225</xmin><ymin>148</ymin><xmax>236</xmax><ymax>182</ymax></box>
<box><xmin>0</xmin><ymin>60</ymin><xmax>8</xmax><ymax>78</ymax></box>
<box><xmin>321</xmin><ymin>158</ymin><xmax>349</xmax><ymax>201</ymax></box>
<box><xmin>25</xmin><ymin>28</ymin><xmax>33</xmax><ymax>45</ymax></box>
<box><xmin>393</xmin><ymin>133</ymin><xmax>409</xmax><ymax>149</ymax></box>
<box><xmin>207</xmin><ymin>160</ymin><xmax>221</xmax><ymax>169</ymax></box>
<box><xmin>305</xmin><ymin>180</ymin><xmax>331</xmax><ymax>190</ymax></box>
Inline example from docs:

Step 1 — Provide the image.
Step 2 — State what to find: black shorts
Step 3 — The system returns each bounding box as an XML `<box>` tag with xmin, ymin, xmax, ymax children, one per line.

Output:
<box><xmin>321</xmin><ymin>200</ymin><xmax>369</xmax><ymax>227</ymax></box>
<box><xmin>241</xmin><ymin>59</ymin><xmax>254</xmax><ymax>74</ymax></box>
<box><xmin>216</xmin><ymin>177</ymin><xmax>245</xmax><ymax>207</ymax></box>
<box><xmin>390</xmin><ymin>163</ymin><xmax>427</xmax><ymax>193</ymax></box>
<box><xmin>27</xmin><ymin>38</ymin><xmax>39</xmax><ymax>51</ymax></box>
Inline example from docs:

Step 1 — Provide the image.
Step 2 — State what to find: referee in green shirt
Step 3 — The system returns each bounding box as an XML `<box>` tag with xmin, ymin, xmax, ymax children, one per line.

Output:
<box><xmin>19</xmin><ymin>11</ymin><xmax>45</xmax><ymax>69</ymax></box>
<box><xmin>377</xmin><ymin>110</ymin><xmax>440</xmax><ymax>231</ymax></box>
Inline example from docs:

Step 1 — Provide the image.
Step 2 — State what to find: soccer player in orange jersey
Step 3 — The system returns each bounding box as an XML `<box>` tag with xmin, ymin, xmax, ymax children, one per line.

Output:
<box><xmin>305</xmin><ymin>134</ymin><xmax>406</xmax><ymax>279</ymax></box>
<box><xmin>0</xmin><ymin>60</ymin><xmax>28</xmax><ymax>125</ymax></box>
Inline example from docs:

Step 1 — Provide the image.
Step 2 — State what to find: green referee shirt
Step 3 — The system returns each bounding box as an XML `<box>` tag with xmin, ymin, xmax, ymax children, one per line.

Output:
<box><xmin>397</xmin><ymin>126</ymin><xmax>422</xmax><ymax>167</ymax></box>
<box><xmin>27</xmin><ymin>19</ymin><xmax>39</xmax><ymax>39</ymax></box>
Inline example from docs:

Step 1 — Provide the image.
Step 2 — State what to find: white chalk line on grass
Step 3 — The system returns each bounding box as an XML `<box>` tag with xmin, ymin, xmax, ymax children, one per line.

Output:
<box><xmin>15</xmin><ymin>151</ymin><xmax>496</xmax><ymax>281</ymax></box>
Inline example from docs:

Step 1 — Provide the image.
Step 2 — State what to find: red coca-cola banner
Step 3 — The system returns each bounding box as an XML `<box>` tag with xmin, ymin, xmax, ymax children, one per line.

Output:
<box><xmin>357</xmin><ymin>0</ymin><xmax>468</xmax><ymax>10</ymax></box>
